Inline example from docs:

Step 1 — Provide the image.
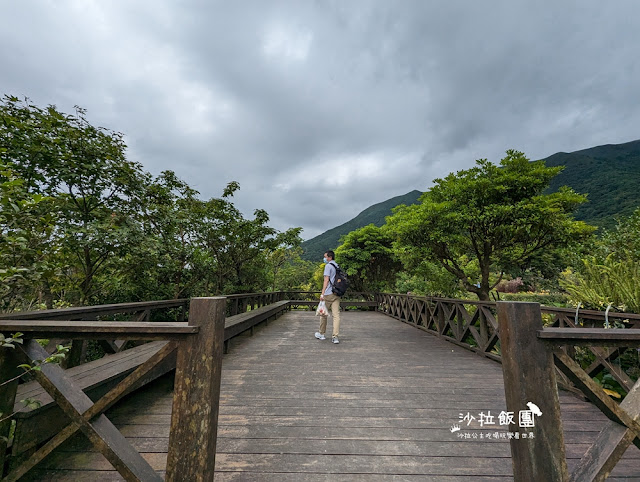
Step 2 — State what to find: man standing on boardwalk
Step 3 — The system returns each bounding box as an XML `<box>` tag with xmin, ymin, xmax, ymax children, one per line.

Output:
<box><xmin>315</xmin><ymin>250</ymin><xmax>341</xmax><ymax>344</ymax></box>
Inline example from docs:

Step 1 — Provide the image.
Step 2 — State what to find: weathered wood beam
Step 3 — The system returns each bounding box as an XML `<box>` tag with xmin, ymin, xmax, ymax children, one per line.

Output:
<box><xmin>568</xmin><ymin>377</ymin><xmax>640</xmax><ymax>482</ymax></box>
<box><xmin>98</xmin><ymin>339</ymin><xmax>119</xmax><ymax>354</ymax></box>
<box><xmin>553</xmin><ymin>351</ymin><xmax>640</xmax><ymax>441</ymax></box>
<box><xmin>538</xmin><ymin>328</ymin><xmax>640</xmax><ymax>346</ymax></box>
<box><xmin>497</xmin><ymin>301</ymin><xmax>569</xmax><ymax>481</ymax></box>
<box><xmin>587</xmin><ymin>347</ymin><xmax>635</xmax><ymax>392</ymax></box>
<box><xmin>14</xmin><ymin>340</ymin><xmax>162</xmax><ymax>481</ymax></box>
<box><xmin>5</xmin><ymin>341</ymin><xmax>177</xmax><ymax>481</ymax></box>
<box><xmin>0</xmin><ymin>299</ymin><xmax>188</xmax><ymax>321</ymax></box>
<box><xmin>166</xmin><ymin>297</ymin><xmax>226</xmax><ymax>481</ymax></box>
<box><xmin>0</xmin><ymin>321</ymin><xmax>197</xmax><ymax>340</ymax></box>
<box><xmin>62</xmin><ymin>340</ymin><xmax>87</xmax><ymax>368</ymax></box>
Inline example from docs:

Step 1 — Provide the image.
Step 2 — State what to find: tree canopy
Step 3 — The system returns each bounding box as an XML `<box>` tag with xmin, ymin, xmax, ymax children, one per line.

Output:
<box><xmin>1</xmin><ymin>96</ymin><xmax>303</xmax><ymax>310</ymax></box>
<box><xmin>335</xmin><ymin>224</ymin><xmax>401</xmax><ymax>292</ymax></box>
<box><xmin>387</xmin><ymin>150</ymin><xmax>595</xmax><ymax>300</ymax></box>
<box><xmin>561</xmin><ymin>208</ymin><xmax>640</xmax><ymax>313</ymax></box>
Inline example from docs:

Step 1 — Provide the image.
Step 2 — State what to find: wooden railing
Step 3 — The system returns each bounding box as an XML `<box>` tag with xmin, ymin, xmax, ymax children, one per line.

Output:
<box><xmin>0</xmin><ymin>299</ymin><xmax>189</xmax><ymax>370</ymax></box>
<box><xmin>3</xmin><ymin>291</ymin><xmax>637</xmax><ymax>480</ymax></box>
<box><xmin>375</xmin><ymin>293</ymin><xmax>640</xmax><ymax>397</ymax></box>
<box><xmin>0</xmin><ymin>297</ymin><xmax>225</xmax><ymax>481</ymax></box>
<box><xmin>0</xmin><ymin>292</ymin><xmax>291</xmax><ymax>480</ymax></box>
<box><xmin>498</xmin><ymin>302</ymin><xmax>640</xmax><ymax>481</ymax></box>
<box><xmin>282</xmin><ymin>290</ymin><xmax>377</xmax><ymax>310</ymax></box>
<box><xmin>375</xmin><ymin>293</ymin><xmax>502</xmax><ymax>359</ymax></box>
<box><xmin>225</xmin><ymin>292</ymin><xmax>287</xmax><ymax>316</ymax></box>
<box><xmin>375</xmin><ymin>293</ymin><xmax>640</xmax><ymax>480</ymax></box>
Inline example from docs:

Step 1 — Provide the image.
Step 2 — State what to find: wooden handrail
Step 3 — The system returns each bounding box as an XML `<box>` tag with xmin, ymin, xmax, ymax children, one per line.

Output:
<box><xmin>378</xmin><ymin>294</ymin><xmax>640</xmax><ymax>481</ymax></box>
<box><xmin>0</xmin><ymin>320</ymin><xmax>198</xmax><ymax>340</ymax></box>
<box><xmin>538</xmin><ymin>328</ymin><xmax>640</xmax><ymax>346</ymax></box>
<box><xmin>0</xmin><ymin>299</ymin><xmax>189</xmax><ymax>320</ymax></box>
<box><xmin>374</xmin><ymin>291</ymin><xmax>640</xmax><ymax>369</ymax></box>
<box><xmin>0</xmin><ymin>297</ymin><xmax>227</xmax><ymax>481</ymax></box>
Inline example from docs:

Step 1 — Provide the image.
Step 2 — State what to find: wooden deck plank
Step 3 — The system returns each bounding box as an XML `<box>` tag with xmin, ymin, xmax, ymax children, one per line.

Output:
<box><xmin>56</xmin><ymin>433</ymin><xmax>640</xmax><ymax>461</ymax></box>
<box><xmin>21</xmin><ymin>310</ymin><xmax>640</xmax><ymax>480</ymax></box>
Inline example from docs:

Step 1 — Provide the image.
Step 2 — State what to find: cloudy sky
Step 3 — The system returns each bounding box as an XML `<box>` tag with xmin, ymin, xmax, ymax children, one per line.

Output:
<box><xmin>1</xmin><ymin>1</ymin><xmax>639</xmax><ymax>239</ymax></box>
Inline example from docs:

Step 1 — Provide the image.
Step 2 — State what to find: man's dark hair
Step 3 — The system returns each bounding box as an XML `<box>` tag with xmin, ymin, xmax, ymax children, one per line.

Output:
<box><xmin>325</xmin><ymin>250</ymin><xmax>335</xmax><ymax>259</ymax></box>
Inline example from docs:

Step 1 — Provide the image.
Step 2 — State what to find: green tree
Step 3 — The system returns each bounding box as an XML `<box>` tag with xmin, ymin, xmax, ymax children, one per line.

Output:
<box><xmin>266</xmin><ymin>247</ymin><xmax>315</xmax><ymax>292</ymax></box>
<box><xmin>0</xmin><ymin>162</ymin><xmax>59</xmax><ymax>311</ymax></box>
<box><xmin>1</xmin><ymin>96</ymin><xmax>305</xmax><ymax>308</ymax></box>
<box><xmin>393</xmin><ymin>257</ymin><xmax>464</xmax><ymax>298</ymax></box>
<box><xmin>309</xmin><ymin>262</ymin><xmax>326</xmax><ymax>294</ymax></box>
<box><xmin>335</xmin><ymin>224</ymin><xmax>401</xmax><ymax>292</ymax></box>
<box><xmin>387</xmin><ymin>150</ymin><xmax>594</xmax><ymax>300</ymax></box>
<box><xmin>561</xmin><ymin>208</ymin><xmax>640</xmax><ymax>313</ymax></box>
<box><xmin>600</xmin><ymin>208</ymin><xmax>640</xmax><ymax>261</ymax></box>
<box><xmin>197</xmin><ymin>182</ymin><xmax>302</xmax><ymax>294</ymax></box>
<box><xmin>1</xmin><ymin>96</ymin><xmax>146</xmax><ymax>304</ymax></box>
<box><xmin>111</xmin><ymin>170</ymin><xmax>203</xmax><ymax>301</ymax></box>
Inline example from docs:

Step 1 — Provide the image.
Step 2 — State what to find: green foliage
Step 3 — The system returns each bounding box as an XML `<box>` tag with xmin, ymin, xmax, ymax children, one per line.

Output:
<box><xmin>387</xmin><ymin>150</ymin><xmax>595</xmax><ymax>300</ymax></box>
<box><xmin>1</xmin><ymin>95</ymin><xmax>146</xmax><ymax>305</ymax></box>
<box><xmin>395</xmin><ymin>270</ymin><xmax>465</xmax><ymax>298</ymax></box>
<box><xmin>16</xmin><ymin>344</ymin><xmax>70</xmax><ymax>373</ymax></box>
<box><xmin>309</xmin><ymin>262</ymin><xmax>326</xmax><ymax>292</ymax></box>
<box><xmin>544</xmin><ymin>140</ymin><xmax>640</xmax><ymax>231</ymax></box>
<box><xmin>594</xmin><ymin>372</ymin><xmax>627</xmax><ymax>399</ymax></box>
<box><xmin>561</xmin><ymin>256</ymin><xmax>640</xmax><ymax>313</ymax></box>
<box><xmin>1</xmin><ymin>96</ymin><xmax>304</xmax><ymax>308</ymax></box>
<box><xmin>0</xmin><ymin>332</ymin><xmax>24</xmax><ymax>349</ymax></box>
<box><xmin>561</xmin><ymin>209</ymin><xmax>640</xmax><ymax>313</ymax></box>
<box><xmin>20</xmin><ymin>398</ymin><xmax>41</xmax><ymax>410</ymax></box>
<box><xmin>335</xmin><ymin>224</ymin><xmax>401</xmax><ymax>292</ymax></box>
<box><xmin>495</xmin><ymin>292</ymin><xmax>570</xmax><ymax>307</ymax></box>
<box><xmin>0</xmin><ymin>161</ymin><xmax>59</xmax><ymax>311</ymax></box>
<box><xmin>392</xmin><ymin>245</ymin><xmax>464</xmax><ymax>297</ymax></box>
<box><xmin>266</xmin><ymin>247</ymin><xmax>315</xmax><ymax>291</ymax></box>
<box><xmin>600</xmin><ymin>207</ymin><xmax>640</xmax><ymax>261</ymax></box>
<box><xmin>301</xmin><ymin>190</ymin><xmax>421</xmax><ymax>261</ymax></box>
<box><xmin>0</xmin><ymin>339</ymin><xmax>69</xmax><ymax>428</ymax></box>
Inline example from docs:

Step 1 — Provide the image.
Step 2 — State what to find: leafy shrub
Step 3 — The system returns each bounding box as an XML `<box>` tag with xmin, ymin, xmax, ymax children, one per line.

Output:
<box><xmin>560</xmin><ymin>256</ymin><xmax>640</xmax><ymax>313</ymax></box>
<box><xmin>495</xmin><ymin>291</ymin><xmax>570</xmax><ymax>307</ymax></box>
<box><xmin>495</xmin><ymin>277</ymin><xmax>524</xmax><ymax>293</ymax></box>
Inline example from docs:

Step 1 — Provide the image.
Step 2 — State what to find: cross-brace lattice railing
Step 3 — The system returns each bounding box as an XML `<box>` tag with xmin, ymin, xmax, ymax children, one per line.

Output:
<box><xmin>498</xmin><ymin>302</ymin><xmax>640</xmax><ymax>481</ymax></box>
<box><xmin>375</xmin><ymin>293</ymin><xmax>640</xmax><ymax>398</ymax></box>
<box><xmin>0</xmin><ymin>297</ymin><xmax>226</xmax><ymax>481</ymax></box>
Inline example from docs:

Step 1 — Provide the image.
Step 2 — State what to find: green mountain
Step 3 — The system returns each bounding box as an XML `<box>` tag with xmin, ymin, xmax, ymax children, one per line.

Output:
<box><xmin>542</xmin><ymin>139</ymin><xmax>640</xmax><ymax>231</ymax></box>
<box><xmin>300</xmin><ymin>190</ymin><xmax>422</xmax><ymax>261</ymax></box>
<box><xmin>301</xmin><ymin>139</ymin><xmax>640</xmax><ymax>261</ymax></box>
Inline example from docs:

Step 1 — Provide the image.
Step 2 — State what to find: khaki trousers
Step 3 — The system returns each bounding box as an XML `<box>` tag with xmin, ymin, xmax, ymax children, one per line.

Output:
<box><xmin>319</xmin><ymin>294</ymin><xmax>341</xmax><ymax>337</ymax></box>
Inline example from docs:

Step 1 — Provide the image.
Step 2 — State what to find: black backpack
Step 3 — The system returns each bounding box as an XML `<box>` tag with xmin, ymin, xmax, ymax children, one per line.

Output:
<box><xmin>329</xmin><ymin>261</ymin><xmax>349</xmax><ymax>296</ymax></box>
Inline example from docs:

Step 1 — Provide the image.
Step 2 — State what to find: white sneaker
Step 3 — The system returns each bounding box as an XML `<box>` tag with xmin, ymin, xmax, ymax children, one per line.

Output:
<box><xmin>332</xmin><ymin>337</ymin><xmax>339</xmax><ymax>344</ymax></box>
<box><xmin>315</xmin><ymin>332</ymin><xmax>326</xmax><ymax>340</ymax></box>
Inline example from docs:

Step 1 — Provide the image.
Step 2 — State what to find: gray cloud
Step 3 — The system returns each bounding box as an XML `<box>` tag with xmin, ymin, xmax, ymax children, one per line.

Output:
<box><xmin>2</xmin><ymin>1</ymin><xmax>639</xmax><ymax>238</ymax></box>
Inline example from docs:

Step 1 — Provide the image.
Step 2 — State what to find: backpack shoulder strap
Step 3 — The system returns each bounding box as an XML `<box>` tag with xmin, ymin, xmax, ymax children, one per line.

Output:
<box><xmin>328</xmin><ymin>261</ymin><xmax>337</xmax><ymax>287</ymax></box>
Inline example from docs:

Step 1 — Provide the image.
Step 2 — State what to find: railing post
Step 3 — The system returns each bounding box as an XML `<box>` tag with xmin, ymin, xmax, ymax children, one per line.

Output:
<box><xmin>166</xmin><ymin>297</ymin><xmax>226</xmax><ymax>481</ymax></box>
<box><xmin>178</xmin><ymin>301</ymin><xmax>187</xmax><ymax>322</ymax></box>
<box><xmin>0</xmin><ymin>345</ymin><xmax>21</xmax><ymax>472</ymax></box>
<box><xmin>497</xmin><ymin>301</ymin><xmax>569</xmax><ymax>481</ymax></box>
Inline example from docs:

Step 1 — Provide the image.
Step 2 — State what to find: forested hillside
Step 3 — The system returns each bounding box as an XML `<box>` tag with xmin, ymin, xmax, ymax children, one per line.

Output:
<box><xmin>303</xmin><ymin>140</ymin><xmax>640</xmax><ymax>260</ymax></box>
<box><xmin>542</xmin><ymin>139</ymin><xmax>640</xmax><ymax>230</ymax></box>
<box><xmin>300</xmin><ymin>190</ymin><xmax>421</xmax><ymax>261</ymax></box>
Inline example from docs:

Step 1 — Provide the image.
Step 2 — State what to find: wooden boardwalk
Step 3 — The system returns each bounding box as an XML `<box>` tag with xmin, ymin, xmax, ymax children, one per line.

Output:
<box><xmin>26</xmin><ymin>310</ymin><xmax>640</xmax><ymax>480</ymax></box>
